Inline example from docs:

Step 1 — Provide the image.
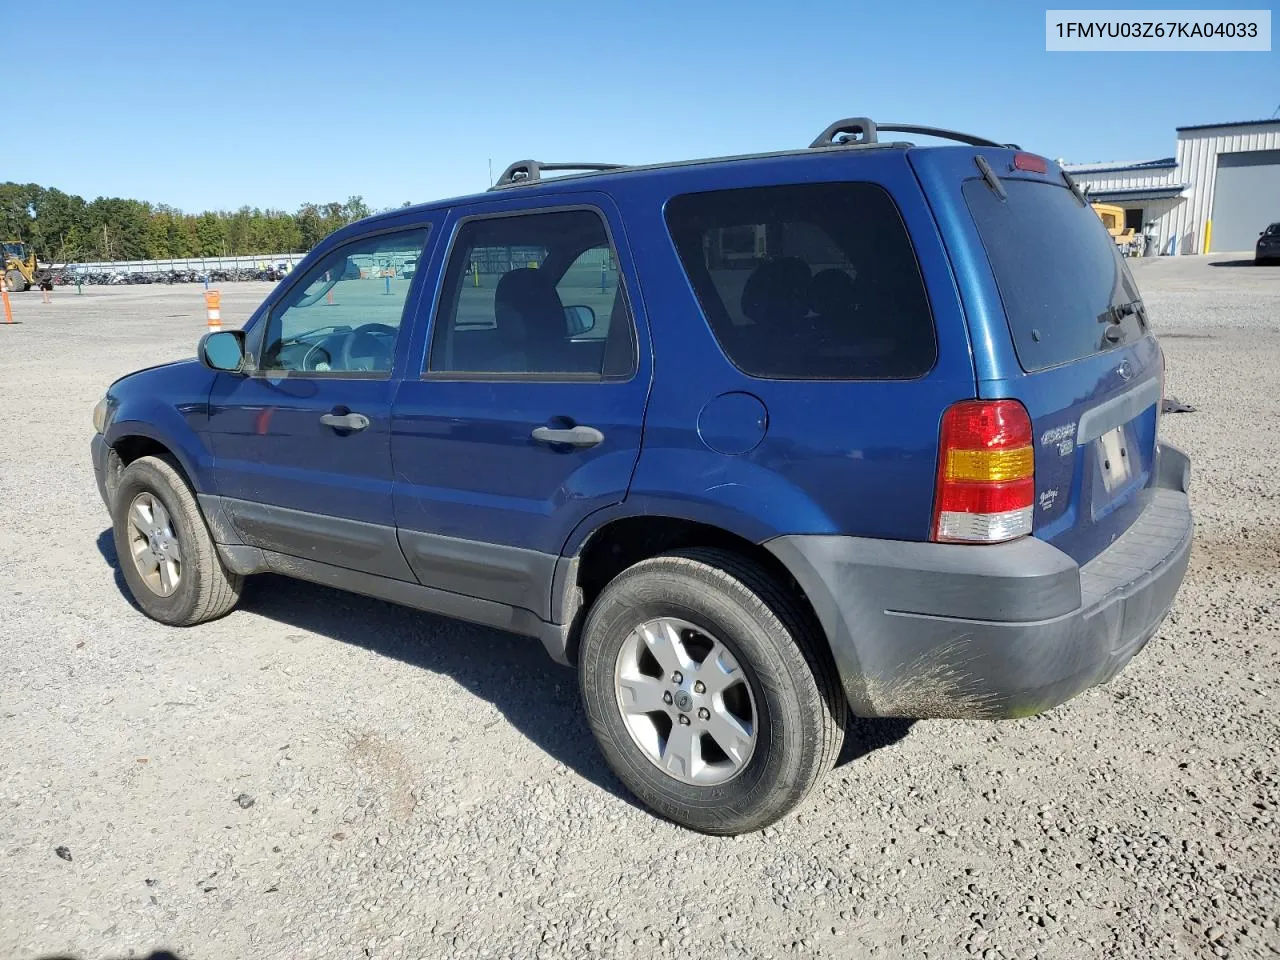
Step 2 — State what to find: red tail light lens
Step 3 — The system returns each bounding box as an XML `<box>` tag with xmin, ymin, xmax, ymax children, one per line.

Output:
<box><xmin>933</xmin><ymin>400</ymin><xmax>1035</xmax><ymax>544</ymax></box>
<box><xmin>1012</xmin><ymin>152</ymin><xmax>1049</xmax><ymax>174</ymax></box>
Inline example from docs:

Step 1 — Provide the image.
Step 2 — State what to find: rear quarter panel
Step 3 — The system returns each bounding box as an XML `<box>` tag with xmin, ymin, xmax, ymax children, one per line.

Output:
<box><xmin>599</xmin><ymin>149</ymin><xmax>977</xmax><ymax>543</ymax></box>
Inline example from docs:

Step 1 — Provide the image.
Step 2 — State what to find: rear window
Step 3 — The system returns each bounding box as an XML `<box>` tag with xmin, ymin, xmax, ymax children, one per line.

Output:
<box><xmin>964</xmin><ymin>178</ymin><xmax>1144</xmax><ymax>372</ymax></box>
<box><xmin>665</xmin><ymin>183</ymin><xmax>936</xmax><ymax>379</ymax></box>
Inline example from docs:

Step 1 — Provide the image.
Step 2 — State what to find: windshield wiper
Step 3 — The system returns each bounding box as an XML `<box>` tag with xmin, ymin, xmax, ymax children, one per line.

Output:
<box><xmin>1097</xmin><ymin>300</ymin><xmax>1145</xmax><ymax>326</ymax></box>
<box><xmin>1097</xmin><ymin>300</ymin><xmax>1147</xmax><ymax>344</ymax></box>
<box><xmin>973</xmin><ymin>155</ymin><xmax>1007</xmax><ymax>200</ymax></box>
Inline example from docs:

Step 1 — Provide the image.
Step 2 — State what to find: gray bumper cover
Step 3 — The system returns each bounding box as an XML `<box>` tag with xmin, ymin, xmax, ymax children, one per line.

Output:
<box><xmin>767</xmin><ymin>443</ymin><xmax>1193</xmax><ymax>719</ymax></box>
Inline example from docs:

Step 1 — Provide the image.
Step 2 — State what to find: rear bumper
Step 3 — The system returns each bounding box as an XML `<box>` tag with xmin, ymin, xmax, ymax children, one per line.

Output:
<box><xmin>766</xmin><ymin>442</ymin><xmax>1193</xmax><ymax>720</ymax></box>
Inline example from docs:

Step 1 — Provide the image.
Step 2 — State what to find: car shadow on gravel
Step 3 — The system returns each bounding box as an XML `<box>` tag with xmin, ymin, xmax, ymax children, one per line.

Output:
<box><xmin>36</xmin><ymin>952</ymin><xmax>184</xmax><ymax>960</ymax></box>
<box><xmin>1208</xmin><ymin>259</ymin><xmax>1266</xmax><ymax>267</ymax></box>
<box><xmin>96</xmin><ymin>529</ymin><xmax>143</xmax><ymax>615</ymax></box>
<box><xmin>95</xmin><ymin>531</ymin><xmax>913</xmax><ymax>804</ymax></box>
<box><xmin>836</xmin><ymin>717</ymin><xmax>914</xmax><ymax>767</ymax></box>
<box><xmin>237</xmin><ymin>572</ymin><xmax>647</xmax><ymax>805</ymax></box>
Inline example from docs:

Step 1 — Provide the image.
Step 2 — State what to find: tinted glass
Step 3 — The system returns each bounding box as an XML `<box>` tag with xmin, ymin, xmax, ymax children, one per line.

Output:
<box><xmin>665</xmin><ymin>183</ymin><xmax>936</xmax><ymax>379</ymax></box>
<box><xmin>259</xmin><ymin>228</ymin><xmax>429</xmax><ymax>375</ymax></box>
<box><xmin>964</xmin><ymin>178</ymin><xmax>1144</xmax><ymax>372</ymax></box>
<box><xmin>428</xmin><ymin>209</ymin><xmax>635</xmax><ymax>378</ymax></box>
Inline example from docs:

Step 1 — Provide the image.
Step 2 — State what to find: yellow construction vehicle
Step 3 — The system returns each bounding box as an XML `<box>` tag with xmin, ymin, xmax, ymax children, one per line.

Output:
<box><xmin>1090</xmin><ymin>203</ymin><xmax>1141</xmax><ymax>255</ymax></box>
<box><xmin>4</xmin><ymin>241</ymin><xmax>37</xmax><ymax>291</ymax></box>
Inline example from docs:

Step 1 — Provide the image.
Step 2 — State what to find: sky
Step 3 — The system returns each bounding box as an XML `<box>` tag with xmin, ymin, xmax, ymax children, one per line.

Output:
<box><xmin>8</xmin><ymin>0</ymin><xmax>1277</xmax><ymax>213</ymax></box>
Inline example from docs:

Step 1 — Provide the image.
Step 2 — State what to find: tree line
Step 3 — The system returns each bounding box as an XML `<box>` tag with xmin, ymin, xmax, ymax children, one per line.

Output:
<box><xmin>0</xmin><ymin>182</ymin><xmax>409</xmax><ymax>263</ymax></box>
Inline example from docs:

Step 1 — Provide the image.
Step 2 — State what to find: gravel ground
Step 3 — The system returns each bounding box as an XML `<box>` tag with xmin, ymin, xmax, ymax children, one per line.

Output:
<box><xmin>1</xmin><ymin>257</ymin><xmax>1278</xmax><ymax>960</ymax></box>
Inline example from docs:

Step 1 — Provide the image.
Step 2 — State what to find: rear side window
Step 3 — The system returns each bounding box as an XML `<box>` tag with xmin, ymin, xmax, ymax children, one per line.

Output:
<box><xmin>428</xmin><ymin>208</ymin><xmax>636</xmax><ymax>379</ymax></box>
<box><xmin>964</xmin><ymin>178</ymin><xmax>1144</xmax><ymax>372</ymax></box>
<box><xmin>665</xmin><ymin>183</ymin><xmax>936</xmax><ymax>379</ymax></box>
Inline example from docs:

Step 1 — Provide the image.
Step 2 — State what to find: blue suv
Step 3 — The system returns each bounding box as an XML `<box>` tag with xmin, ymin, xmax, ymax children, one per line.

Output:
<box><xmin>90</xmin><ymin>118</ymin><xmax>1193</xmax><ymax>834</ymax></box>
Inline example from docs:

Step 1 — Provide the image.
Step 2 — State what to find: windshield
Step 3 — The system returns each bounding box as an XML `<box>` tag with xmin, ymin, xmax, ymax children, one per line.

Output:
<box><xmin>1265</xmin><ymin>223</ymin><xmax>1280</xmax><ymax>236</ymax></box>
<box><xmin>964</xmin><ymin>178</ymin><xmax>1144</xmax><ymax>372</ymax></box>
<box><xmin>3</xmin><ymin>242</ymin><xmax>27</xmax><ymax>257</ymax></box>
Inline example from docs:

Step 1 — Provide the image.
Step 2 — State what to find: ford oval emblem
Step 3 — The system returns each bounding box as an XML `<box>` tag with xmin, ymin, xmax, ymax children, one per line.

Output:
<box><xmin>1117</xmin><ymin>360</ymin><xmax>1134</xmax><ymax>382</ymax></box>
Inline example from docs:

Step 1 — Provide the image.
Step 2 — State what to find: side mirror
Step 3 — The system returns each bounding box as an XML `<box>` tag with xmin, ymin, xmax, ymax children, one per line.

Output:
<box><xmin>564</xmin><ymin>304</ymin><xmax>596</xmax><ymax>336</ymax></box>
<box><xmin>199</xmin><ymin>330</ymin><xmax>247</xmax><ymax>373</ymax></box>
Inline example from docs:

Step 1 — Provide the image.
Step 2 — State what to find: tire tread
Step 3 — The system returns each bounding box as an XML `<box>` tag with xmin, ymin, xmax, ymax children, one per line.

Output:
<box><xmin>114</xmin><ymin>455</ymin><xmax>242</xmax><ymax>625</ymax></box>
<box><xmin>579</xmin><ymin>547</ymin><xmax>847</xmax><ymax>834</ymax></box>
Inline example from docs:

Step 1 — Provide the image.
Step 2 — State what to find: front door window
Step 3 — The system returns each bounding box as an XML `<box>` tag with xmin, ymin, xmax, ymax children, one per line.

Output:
<box><xmin>258</xmin><ymin>228</ymin><xmax>429</xmax><ymax>376</ymax></box>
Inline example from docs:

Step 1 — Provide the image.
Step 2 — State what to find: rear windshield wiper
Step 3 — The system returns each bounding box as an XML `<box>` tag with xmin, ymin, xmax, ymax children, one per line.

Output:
<box><xmin>1097</xmin><ymin>300</ymin><xmax>1146</xmax><ymax>325</ymax></box>
<box><xmin>973</xmin><ymin>155</ymin><xmax>1007</xmax><ymax>200</ymax></box>
<box><xmin>1062</xmin><ymin>169</ymin><xmax>1089</xmax><ymax>205</ymax></box>
<box><xmin>1097</xmin><ymin>300</ymin><xmax>1147</xmax><ymax>342</ymax></box>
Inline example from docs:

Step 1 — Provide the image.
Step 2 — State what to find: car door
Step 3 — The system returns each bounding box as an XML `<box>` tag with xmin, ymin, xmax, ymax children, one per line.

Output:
<box><xmin>390</xmin><ymin>195</ymin><xmax>651</xmax><ymax>620</ymax></box>
<box><xmin>206</xmin><ymin>223</ymin><xmax>433</xmax><ymax>579</ymax></box>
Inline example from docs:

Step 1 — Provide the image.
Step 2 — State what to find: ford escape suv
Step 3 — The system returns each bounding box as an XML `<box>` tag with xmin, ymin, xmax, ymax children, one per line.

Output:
<box><xmin>90</xmin><ymin>117</ymin><xmax>1193</xmax><ymax>835</ymax></box>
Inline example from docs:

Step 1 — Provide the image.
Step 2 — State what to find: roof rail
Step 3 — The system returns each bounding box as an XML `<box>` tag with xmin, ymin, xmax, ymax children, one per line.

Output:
<box><xmin>490</xmin><ymin>160</ymin><xmax>626</xmax><ymax>190</ymax></box>
<box><xmin>810</xmin><ymin>117</ymin><xmax>1017</xmax><ymax>150</ymax></box>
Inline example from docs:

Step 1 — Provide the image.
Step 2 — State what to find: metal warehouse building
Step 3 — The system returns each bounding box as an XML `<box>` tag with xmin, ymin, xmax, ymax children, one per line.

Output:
<box><xmin>1063</xmin><ymin>119</ymin><xmax>1280</xmax><ymax>256</ymax></box>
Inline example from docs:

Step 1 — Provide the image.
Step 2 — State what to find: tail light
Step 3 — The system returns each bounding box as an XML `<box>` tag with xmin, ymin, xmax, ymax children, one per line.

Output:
<box><xmin>1012</xmin><ymin>152</ymin><xmax>1049</xmax><ymax>174</ymax></box>
<box><xmin>932</xmin><ymin>400</ymin><xmax>1035</xmax><ymax>544</ymax></box>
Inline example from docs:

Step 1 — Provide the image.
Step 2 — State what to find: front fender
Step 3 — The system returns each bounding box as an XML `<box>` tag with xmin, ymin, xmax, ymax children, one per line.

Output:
<box><xmin>103</xmin><ymin>361</ymin><xmax>216</xmax><ymax>493</ymax></box>
<box><xmin>105</xmin><ymin>413</ymin><xmax>214</xmax><ymax>494</ymax></box>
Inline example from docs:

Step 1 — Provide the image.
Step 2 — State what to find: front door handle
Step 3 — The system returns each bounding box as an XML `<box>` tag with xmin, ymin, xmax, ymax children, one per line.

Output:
<box><xmin>531</xmin><ymin>424</ymin><xmax>605</xmax><ymax>448</ymax></box>
<box><xmin>320</xmin><ymin>411</ymin><xmax>370</xmax><ymax>432</ymax></box>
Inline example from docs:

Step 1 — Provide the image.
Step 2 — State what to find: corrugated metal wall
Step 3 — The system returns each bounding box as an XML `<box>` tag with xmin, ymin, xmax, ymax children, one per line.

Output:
<box><xmin>1173</xmin><ymin>126</ymin><xmax>1280</xmax><ymax>254</ymax></box>
<box><xmin>1066</xmin><ymin>122</ymin><xmax>1280</xmax><ymax>255</ymax></box>
<box><xmin>1210</xmin><ymin>150</ymin><xmax>1280</xmax><ymax>252</ymax></box>
<box><xmin>1065</xmin><ymin>168</ymin><xmax>1179</xmax><ymax>191</ymax></box>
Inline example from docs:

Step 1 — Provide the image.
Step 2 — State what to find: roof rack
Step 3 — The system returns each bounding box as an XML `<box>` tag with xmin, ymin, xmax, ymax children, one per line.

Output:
<box><xmin>491</xmin><ymin>160</ymin><xmax>626</xmax><ymax>189</ymax></box>
<box><xmin>809</xmin><ymin>117</ymin><xmax>1018</xmax><ymax>150</ymax></box>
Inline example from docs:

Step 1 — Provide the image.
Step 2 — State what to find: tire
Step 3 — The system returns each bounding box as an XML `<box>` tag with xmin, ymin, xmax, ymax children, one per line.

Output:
<box><xmin>5</xmin><ymin>270</ymin><xmax>27</xmax><ymax>292</ymax></box>
<box><xmin>111</xmin><ymin>455</ymin><xmax>242</xmax><ymax>626</ymax></box>
<box><xmin>578</xmin><ymin>548</ymin><xmax>846</xmax><ymax>835</ymax></box>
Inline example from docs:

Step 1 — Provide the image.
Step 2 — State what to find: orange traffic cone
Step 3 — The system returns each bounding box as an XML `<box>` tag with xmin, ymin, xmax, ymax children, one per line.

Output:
<box><xmin>204</xmin><ymin>290</ymin><xmax>222</xmax><ymax>331</ymax></box>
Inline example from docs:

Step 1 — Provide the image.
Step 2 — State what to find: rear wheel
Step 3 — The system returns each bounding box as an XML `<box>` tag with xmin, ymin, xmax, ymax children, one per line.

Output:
<box><xmin>111</xmin><ymin>455</ymin><xmax>242</xmax><ymax>625</ymax></box>
<box><xmin>578</xmin><ymin>548</ymin><xmax>845</xmax><ymax>834</ymax></box>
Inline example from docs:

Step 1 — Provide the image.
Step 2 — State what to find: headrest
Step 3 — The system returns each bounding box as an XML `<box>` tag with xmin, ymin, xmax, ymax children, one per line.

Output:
<box><xmin>741</xmin><ymin>257</ymin><xmax>812</xmax><ymax>325</ymax></box>
<box><xmin>809</xmin><ymin>268</ymin><xmax>858</xmax><ymax>317</ymax></box>
<box><xmin>494</xmin><ymin>268</ymin><xmax>565</xmax><ymax>338</ymax></box>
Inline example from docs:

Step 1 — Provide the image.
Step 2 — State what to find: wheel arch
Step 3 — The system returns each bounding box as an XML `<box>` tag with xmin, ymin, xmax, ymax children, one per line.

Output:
<box><xmin>105</xmin><ymin>420</ymin><xmax>207</xmax><ymax>495</ymax></box>
<box><xmin>549</xmin><ymin>511</ymin><xmax>827</xmax><ymax>667</ymax></box>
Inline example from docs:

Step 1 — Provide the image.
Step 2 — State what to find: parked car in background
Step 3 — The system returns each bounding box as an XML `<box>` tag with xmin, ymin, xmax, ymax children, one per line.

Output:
<box><xmin>90</xmin><ymin>117</ymin><xmax>1193</xmax><ymax>835</ymax></box>
<box><xmin>1257</xmin><ymin>222</ymin><xmax>1280</xmax><ymax>264</ymax></box>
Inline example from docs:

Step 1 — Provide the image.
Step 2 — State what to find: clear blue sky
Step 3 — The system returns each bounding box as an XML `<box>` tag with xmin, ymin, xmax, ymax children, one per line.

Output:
<box><xmin>9</xmin><ymin>0</ymin><xmax>1277</xmax><ymax>212</ymax></box>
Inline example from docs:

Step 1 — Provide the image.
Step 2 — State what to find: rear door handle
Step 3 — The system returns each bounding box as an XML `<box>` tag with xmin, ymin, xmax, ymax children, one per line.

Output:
<box><xmin>320</xmin><ymin>411</ymin><xmax>370</xmax><ymax>432</ymax></box>
<box><xmin>531</xmin><ymin>424</ymin><xmax>605</xmax><ymax>448</ymax></box>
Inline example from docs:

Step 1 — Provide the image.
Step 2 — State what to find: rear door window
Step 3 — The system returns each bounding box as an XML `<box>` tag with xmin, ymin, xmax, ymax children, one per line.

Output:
<box><xmin>963</xmin><ymin>178</ymin><xmax>1145</xmax><ymax>372</ymax></box>
<box><xmin>664</xmin><ymin>182</ymin><xmax>936</xmax><ymax>379</ymax></box>
<box><xmin>427</xmin><ymin>208</ymin><xmax>636</xmax><ymax>378</ymax></box>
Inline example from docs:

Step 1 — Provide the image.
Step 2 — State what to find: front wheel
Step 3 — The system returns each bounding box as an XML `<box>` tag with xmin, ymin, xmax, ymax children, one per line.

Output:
<box><xmin>111</xmin><ymin>455</ymin><xmax>243</xmax><ymax>625</ymax></box>
<box><xmin>5</xmin><ymin>270</ymin><xmax>28</xmax><ymax>292</ymax></box>
<box><xmin>578</xmin><ymin>548</ymin><xmax>846</xmax><ymax>835</ymax></box>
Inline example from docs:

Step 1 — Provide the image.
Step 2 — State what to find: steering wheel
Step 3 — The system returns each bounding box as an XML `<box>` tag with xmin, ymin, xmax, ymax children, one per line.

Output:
<box><xmin>300</xmin><ymin>341</ymin><xmax>335</xmax><ymax>371</ymax></box>
<box><xmin>339</xmin><ymin>323</ymin><xmax>399</xmax><ymax>372</ymax></box>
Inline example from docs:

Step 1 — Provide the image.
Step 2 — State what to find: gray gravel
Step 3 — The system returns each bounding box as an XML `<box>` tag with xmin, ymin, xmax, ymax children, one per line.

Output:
<box><xmin>1</xmin><ymin>256</ymin><xmax>1278</xmax><ymax>960</ymax></box>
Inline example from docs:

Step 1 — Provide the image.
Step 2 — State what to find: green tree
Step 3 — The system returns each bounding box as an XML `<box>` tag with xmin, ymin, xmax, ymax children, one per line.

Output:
<box><xmin>2</xmin><ymin>180</ymin><xmax>377</xmax><ymax>262</ymax></box>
